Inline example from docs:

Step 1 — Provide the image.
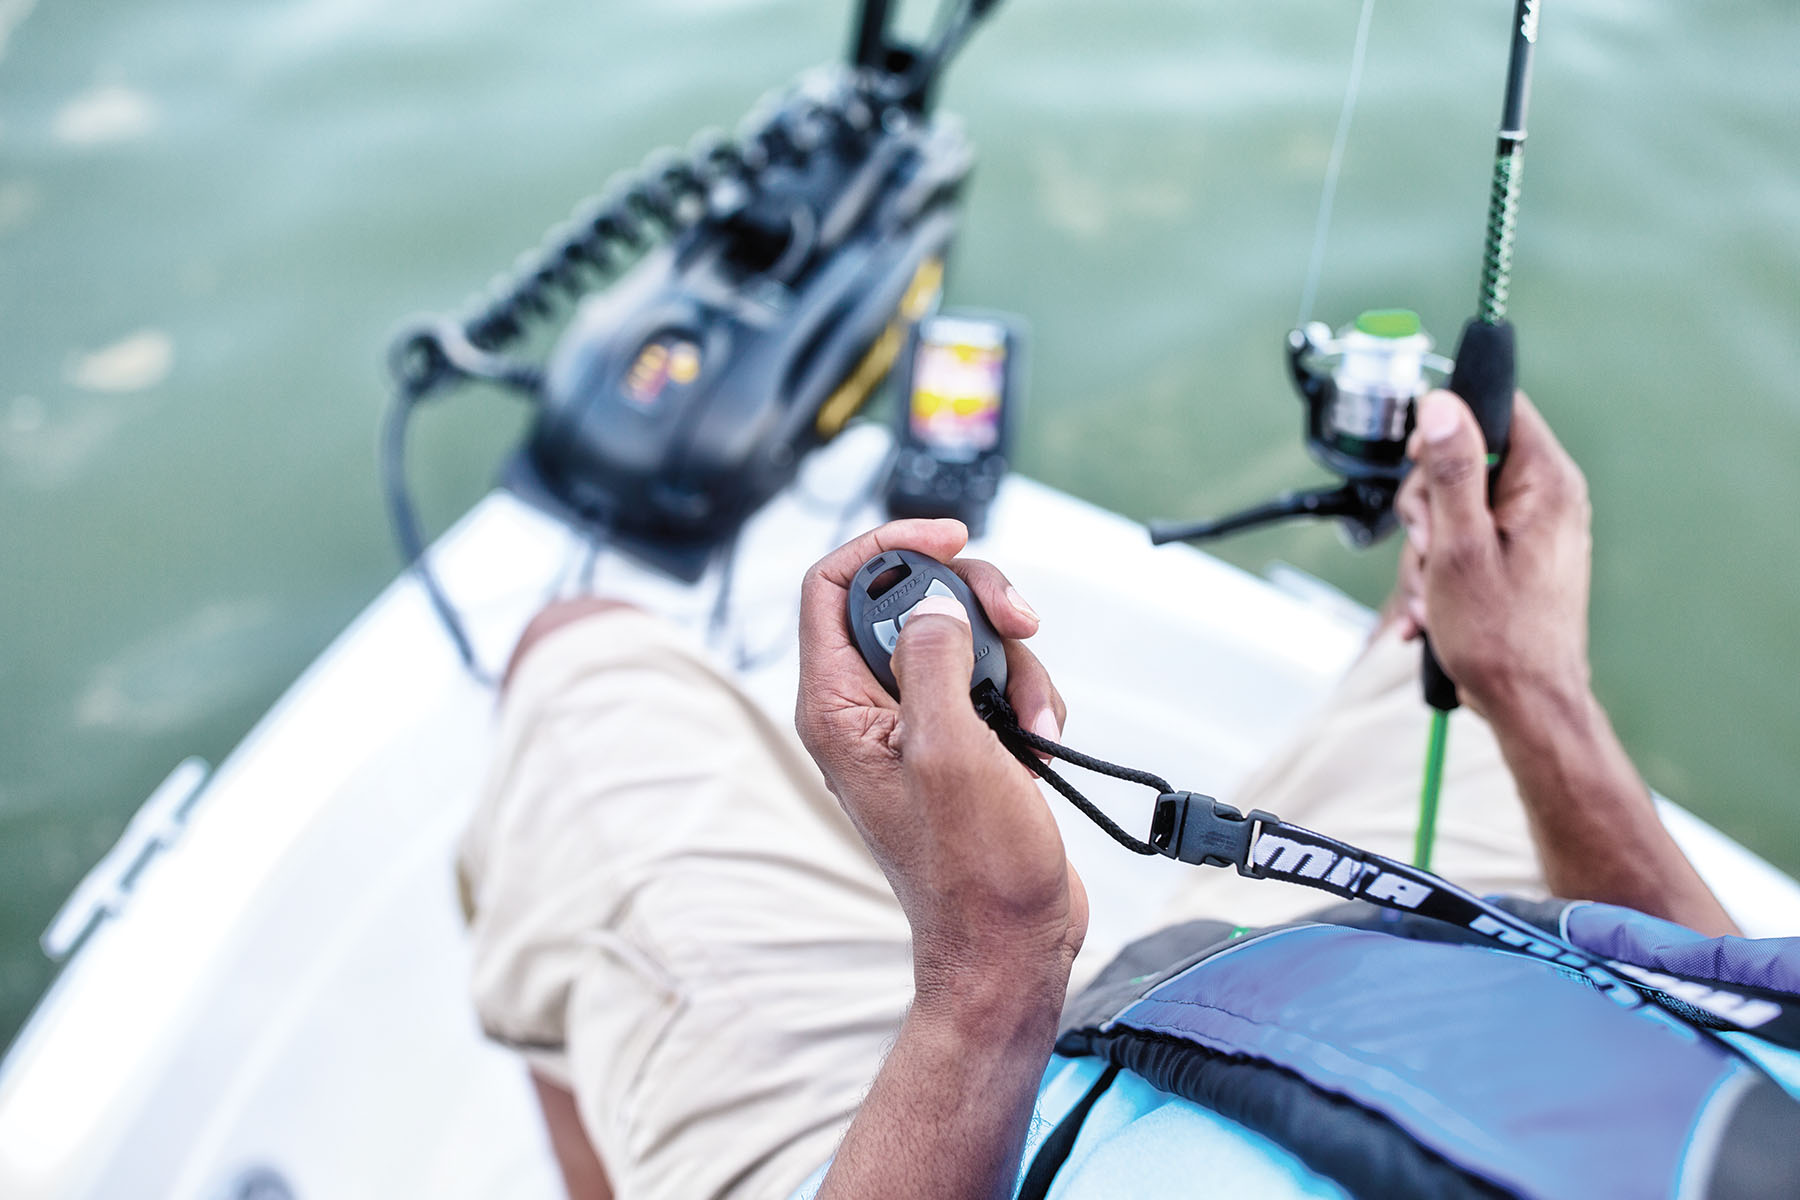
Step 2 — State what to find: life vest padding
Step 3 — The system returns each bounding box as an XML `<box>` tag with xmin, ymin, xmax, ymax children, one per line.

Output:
<box><xmin>1057</xmin><ymin>918</ymin><xmax>1800</xmax><ymax>1200</ymax></box>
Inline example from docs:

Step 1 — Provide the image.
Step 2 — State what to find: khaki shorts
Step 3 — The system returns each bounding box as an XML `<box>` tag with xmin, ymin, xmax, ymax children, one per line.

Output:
<box><xmin>457</xmin><ymin>610</ymin><xmax>1545</xmax><ymax>1200</ymax></box>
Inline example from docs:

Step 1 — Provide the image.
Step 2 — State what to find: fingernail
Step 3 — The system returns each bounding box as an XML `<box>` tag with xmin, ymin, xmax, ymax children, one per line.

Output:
<box><xmin>1006</xmin><ymin>586</ymin><xmax>1039</xmax><ymax>624</ymax></box>
<box><xmin>908</xmin><ymin>596</ymin><xmax>968</xmax><ymax>624</ymax></box>
<box><xmin>1420</xmin><ymin>393</ymin><xmax>1460</xmax><ymax>444</ymax></box>
<box><xmin>1032</xmin><ymin>708</ymin><xmax>1062</xmax><ymax>743</ymax></box>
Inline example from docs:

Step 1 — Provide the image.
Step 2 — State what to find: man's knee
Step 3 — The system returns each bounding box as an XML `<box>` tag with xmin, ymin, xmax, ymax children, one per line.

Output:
<box><xmin>504</xmin><ymin>597</ymin><xmax>641</xmax><ymax>692</ymax></box>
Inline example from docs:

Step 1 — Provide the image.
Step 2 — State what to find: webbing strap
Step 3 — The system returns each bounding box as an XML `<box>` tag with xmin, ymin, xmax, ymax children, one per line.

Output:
<box><xmin>1015</xmin><ymin>1064</ymin><xmax>1119</xmax><ymax>1200</ymax></box>
<box><xmin>1237</xmin><ymin>813</ymin><xmax>1800</xmax><ymax>1050</ymax></box>
<box><xmin>971</xmin><ymin>691</ymin><xmax>1800</xmax><ymax>1051</ymax></box>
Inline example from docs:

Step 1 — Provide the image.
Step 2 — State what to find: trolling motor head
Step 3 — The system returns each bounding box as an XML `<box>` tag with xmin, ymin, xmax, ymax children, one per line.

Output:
<box><xmin>386</xmin><ymin>0</ymin><xmax>1009</xmax><ymax>608</ymax></box>
<box><xmin>510</xmin><ymin>70</ymin><xmax>968</xmax><ymax>578</ymax></box>
<box><xmin>1150</xmin><ymin>308</ymin><xmax>1451</xmax><ymax>549</ymax></box>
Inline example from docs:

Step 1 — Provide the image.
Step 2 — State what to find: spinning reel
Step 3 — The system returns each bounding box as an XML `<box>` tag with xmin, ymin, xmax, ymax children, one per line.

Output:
<box><xmin>1149</xmin><ymin>308</ymin><xmax>1451</xmax><ymax>549</ymax></box>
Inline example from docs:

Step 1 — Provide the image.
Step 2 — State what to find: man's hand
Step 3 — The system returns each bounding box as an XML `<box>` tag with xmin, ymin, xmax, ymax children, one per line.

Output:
<box><xmin>1395</xmin><ymin>389</ymin><xmax>1735</xmax><ymax>935</ymax></box>
<box><xmin>1394</xmin><ymin>388</ymin><xmax>1592</xmax><ymax>724</ymax></box>
<box><xmin>796</xmin><ymin>519</ymin><xmax>1083</xmax><ymax>993</ymax></box>
<box><xmin>798</xmin><ymin>521</ymin><xmax>1083</xmax><ymax>1200</ymax></box>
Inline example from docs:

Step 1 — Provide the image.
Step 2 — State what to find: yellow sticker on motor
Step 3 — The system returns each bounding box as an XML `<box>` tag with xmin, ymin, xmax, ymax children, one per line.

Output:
<box><xmin>814</xmin><ymin>256</ymin><xmax>946</xmax><ymax>438</ymax></box>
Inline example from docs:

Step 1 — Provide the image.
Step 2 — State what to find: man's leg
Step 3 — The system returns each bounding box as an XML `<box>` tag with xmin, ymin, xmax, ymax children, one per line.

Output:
<box><xmin>458</xmin><ymin>602</ymin><xmax>914</xmax><ymax>1200</ymax></box>
<box><xmin>1151</xmin><ymin>619</ymin><xmax>1549</xmax><ymax>931</ymax></box>
<box><xmin>497</xmin><ymin>601</ymin><xmax>631</xmax><ymax>1199</ymax></box>
<box><xmin>531</xmin><ymin>1069</ymin><xmax>614</xmax><ymax>1200</ymax></box>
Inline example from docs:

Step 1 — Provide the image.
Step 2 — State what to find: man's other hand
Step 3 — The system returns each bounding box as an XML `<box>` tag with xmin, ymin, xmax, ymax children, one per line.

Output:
<box><xmin>797</xmin><ymin>520</ymin><xmax>1083</xmax><ymax>999</ymax></box>
<box><xmin>1394</xmin><ymin>390</ymin><xmax>1736</xmax><ymax>934</ymax></box>
<box><xmin>1395</xmin><ymin>389</ymin><xmax>1593</xmax><ymax>724</ymax></box>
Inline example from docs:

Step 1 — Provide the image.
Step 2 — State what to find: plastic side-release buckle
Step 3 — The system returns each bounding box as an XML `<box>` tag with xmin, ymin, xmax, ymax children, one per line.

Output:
<box><xmin>1150</xmin><ymin>792</ymin><xmax>1273</xmax><ymax>875</ymax></box>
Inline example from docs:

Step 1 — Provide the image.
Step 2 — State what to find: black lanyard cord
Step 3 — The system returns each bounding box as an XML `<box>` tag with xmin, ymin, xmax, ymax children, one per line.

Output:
<box><xmin>975</xmin><ymin>686</ymin><xmax>1165</xmax><ymax>857</ymax></box>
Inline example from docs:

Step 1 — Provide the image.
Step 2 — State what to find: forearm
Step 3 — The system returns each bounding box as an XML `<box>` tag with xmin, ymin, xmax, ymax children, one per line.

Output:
<box><xmin>816</xmin><ymin>961</ymin><xmax>1067</xmax><ymax>1200</ymax></box>
<box><xmin>1488</xmin><ymin>683</ymin><xmax>1737</xmax><ymax>936</ymax></box>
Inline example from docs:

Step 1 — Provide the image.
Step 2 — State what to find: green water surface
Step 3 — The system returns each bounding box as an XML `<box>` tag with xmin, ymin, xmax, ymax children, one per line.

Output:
<box><xmin>2</xmin><ymin>0</ymin><xmax>1796</xmax><ymax>1049</ymax></box>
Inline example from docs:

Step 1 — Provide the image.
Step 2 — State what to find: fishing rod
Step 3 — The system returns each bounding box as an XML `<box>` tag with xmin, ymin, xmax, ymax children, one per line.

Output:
<box><xmin>1421</xmin><ymin>0</ymin><xmax>1536</xmax><ymax>711</ymax></box>
<box><xmin>1417</xmin><ymin>0</ymin><xmax>1537</xmax><ymax>866</ymax></box>
<box><xmin>1149</xmin><ymin>0</ymin><xmax>1544</xmax><ymax>868</ymax></box>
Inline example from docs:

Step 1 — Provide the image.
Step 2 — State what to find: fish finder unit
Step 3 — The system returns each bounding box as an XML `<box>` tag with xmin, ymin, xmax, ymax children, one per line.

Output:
<box><xmin>883</xmin><ymin>310</ymin><xmax>1022</xmax><ymax>537</ymax></box>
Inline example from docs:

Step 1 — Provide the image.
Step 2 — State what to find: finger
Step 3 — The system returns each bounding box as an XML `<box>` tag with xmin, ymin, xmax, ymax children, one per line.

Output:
<box><xmin>949</xmin><ymin>557</ymin><xmax>1041</xmax><ymax>640</ymax></box>
<box><xmin>1395</xmin><ymin>471</ymin><xmax>1431</xmax><ymax>557</ymax></box>
<box><xmin>799</xmin><ymin>519</ymin><xmax>969</xmax><ymax>689</ymax></box>
<box><xmin>1003</xmin><ymin>640</ymin><xmax>1065</xmax><ymax>747</ymax></box>
<box><xmin>1411</xmin><ymin>389</ymin><xmax>1497</xmax><ymax>569</ymax></box>
<box><xmin>890</xmin><ymin>597</ymin><xmax>987</xmax><ymax>746</ymax></box>
<box><xmin>1491</xmin><ymin>390</ymin><xmax>1585</xmax><ymax>516</ymax></box>
<box><xmin>1406</xmin><ymin>592</ymin><xmax>1428</xmax><ymax>636</ymax></box>
<box><xmin>1388</xmin><ymin>543</ymin><xmax>1426</xmax><ymax>642</ymax></box>
<box><xmin>807</xmin><ymin>519</ymin><xmax>969</xmax><ymax>590</ymax></box>
<box><xmin>1503</xmin><ymin>390</ymin><xmax>1558</xmax><ymax>466</ymax></box>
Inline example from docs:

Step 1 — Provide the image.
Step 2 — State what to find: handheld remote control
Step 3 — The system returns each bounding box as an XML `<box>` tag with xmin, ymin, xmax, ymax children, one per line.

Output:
<box><xmin>846</xmin><ymin>549</ymin><xmax>1008</xmax><ymax>701</ymax></box>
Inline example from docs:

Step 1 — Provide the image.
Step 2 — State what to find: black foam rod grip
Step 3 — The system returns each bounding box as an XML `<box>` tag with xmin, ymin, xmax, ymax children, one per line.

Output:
<box><xmin>1447</xmin><ymin>318</ymin><xmax>1516</xmax><ymax>467</ymax></box>
<box><xmin>1422</xmin><ymin>318</ymin><xmax>1517</xmax><ymax>712</ymax></box>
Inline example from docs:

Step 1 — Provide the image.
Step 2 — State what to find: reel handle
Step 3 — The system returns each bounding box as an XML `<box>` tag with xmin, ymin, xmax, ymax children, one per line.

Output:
<box><xmin>1421</xmin><ymin>318</ymin><xmax>1515</xmax><ymax>711</ymax></box>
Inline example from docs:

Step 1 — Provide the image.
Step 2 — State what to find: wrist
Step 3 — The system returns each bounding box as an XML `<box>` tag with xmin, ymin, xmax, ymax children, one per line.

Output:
<box><xmin>1484</xmin><ymin>675</ymin><xmax>1656</xmax><ymax>827</ymax></box>
<box><xmin>1473</xmin><ymin>664</ymin><xmax>1595</xmax><ymax>748</ymax></box>
<box><xmin>912</xmin><ymin>940</ymin><xmax>1072</xmax><ymax>1040</ymax></box>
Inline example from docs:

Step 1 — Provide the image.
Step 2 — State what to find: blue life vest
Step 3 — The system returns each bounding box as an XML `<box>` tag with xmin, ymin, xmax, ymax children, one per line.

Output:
<box><xmin>1045</xmin><ymin>900</ymin><xmax>1800</xmax><ymax>1200</ymax></box>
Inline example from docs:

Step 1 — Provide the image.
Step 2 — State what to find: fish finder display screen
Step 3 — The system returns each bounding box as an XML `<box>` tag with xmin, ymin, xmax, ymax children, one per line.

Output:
<box><xmin>908</xmin><ymin>317</ymin><xmax>1006</xmax><ymax>460</ymax></box>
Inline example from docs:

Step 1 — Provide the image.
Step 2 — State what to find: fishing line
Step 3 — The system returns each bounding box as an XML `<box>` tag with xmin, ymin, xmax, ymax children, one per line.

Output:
<box><xmin>1284</xmin><ymin>0</ymin><xmax>1455</xmax><ymax>870</ymax></box>
<box><xmin>1296</xmin><ymin>0</ymin><xmax>1378</xmax><ymax>329</ymax></box>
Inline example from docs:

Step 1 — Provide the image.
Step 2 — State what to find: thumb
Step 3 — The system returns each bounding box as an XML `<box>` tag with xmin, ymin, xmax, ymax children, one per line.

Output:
<box><xmin>891</xmin><ymin>596</ymin><xmax>982</xmax><ymax>742</ymax></box>
<box><xmin>1410</xmin><ymin>390</ymin><xmax>1496</xmax><ymax>557</ymax></box>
